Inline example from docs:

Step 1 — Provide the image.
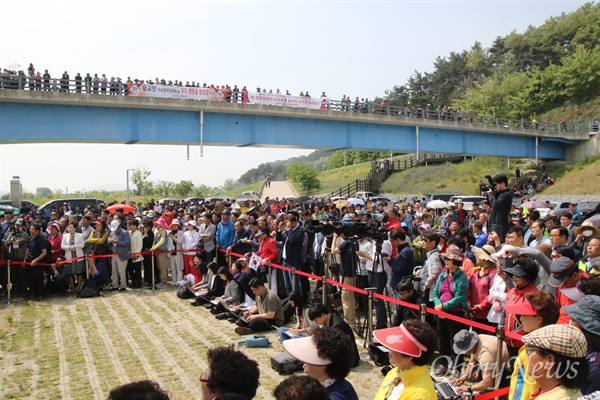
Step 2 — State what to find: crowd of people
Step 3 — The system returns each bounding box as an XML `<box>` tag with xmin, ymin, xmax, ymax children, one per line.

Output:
<box><xmin>3</xmin><ymin>63</ymin><xmax>598</xmax><ymax>132</ymax></box>
<box><xmin>1</xmin><ymin>172</ymin><xmax>600</xmax><ymax>399</ymax></box>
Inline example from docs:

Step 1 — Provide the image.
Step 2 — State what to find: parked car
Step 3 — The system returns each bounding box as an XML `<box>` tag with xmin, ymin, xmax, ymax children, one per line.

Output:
<box><xmin>448</xmin><ymin>195</ymin><xmax>487</xmax><ymax>210</ymax></box>
<box><xmin>184</xmin><ymin>197</ymin><xmax>204</xmax><ymax>204</ymax></box>
<box><xmin>0</xmin><ymin>200</ymin><xmax>39</xmax><ymax>209</ymax></box>
<box><xmin>237</xmin><ymin>191</ymin><xmax>260</xmax><ymax>202</ymax></box>
<box><xmin>355</xmin><ymin>191</ymin><xmax>376</xmax><ymax>199</ymax></box>
<box><xmin>157</xmin><ymin>198</ymin><xmax>178</xmax><ymax>205</ymax></box>
<box><xmin>579</xmin><ymin>202</ymin><xmax>600</xmax><ymax>216</ymax></box>
<box><xmin>38</xmin><ymin>198</ymin><xmax>105</xmax><ymax>215</ymax></box>
<box><xmin>430</xmin><ymin>193</ymin><xmax>458</xmax><ymax>202</ymax></box>
<box><xmin>549</xmin><ymin>201</ymin><xmax>571</xmax><ymax>216</ymax></box>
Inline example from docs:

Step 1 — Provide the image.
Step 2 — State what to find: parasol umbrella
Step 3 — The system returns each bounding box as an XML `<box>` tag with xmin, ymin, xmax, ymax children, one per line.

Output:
<box><xmin>293</xmin><ymin>196</ymin><xmax>311</xmax><ymax>205</ymax></box>
<box><xmin>334</xmin><ymin>199</ymin><xmax>349</xmax><ymax>209</ymax></box>
<box><xmin>347</xmin><ymin>198</ymin><xmax>365</xmax><ymax>206</ymax></box>
<box><xmin>427</xmin><ymin>199</ymin><xmax>448</xmax><ymax>209</ymax></box>
<box><xmin>519</xmin><ymin>201</ymin><xmax>547</xmax><ymax>209</ymax></box>
<box><xmin>585</xmin><ymin>214</ymin><xmax>600</xmax><ymax>228</ymax></box>
<box><xmin>8</xmin><ymin>63</ymin><xmax>21</xmax><ymax>69</ymax></box>
<box><xmin>107</xmin><ymin>204</ymin><xmax>136</xmax><ymax>214</ymax></box>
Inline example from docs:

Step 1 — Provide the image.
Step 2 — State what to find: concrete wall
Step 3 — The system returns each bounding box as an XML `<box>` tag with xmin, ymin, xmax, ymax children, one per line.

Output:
<box><xmin>564</xmin><ymin>134</ymin><xmax>599</xmax><ymax>161</ymax></box>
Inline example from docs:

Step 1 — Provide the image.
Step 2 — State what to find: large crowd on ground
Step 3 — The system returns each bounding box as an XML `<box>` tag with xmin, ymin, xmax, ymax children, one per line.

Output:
<box><xmin>3</xmin><ymin>63</ymin><xmax>599</xmax><ymax>131</ymax></box>
<box><xmin>1</xmin><ymin>171</ymin><xmax>600</xmax><ymax>400</ymax></box>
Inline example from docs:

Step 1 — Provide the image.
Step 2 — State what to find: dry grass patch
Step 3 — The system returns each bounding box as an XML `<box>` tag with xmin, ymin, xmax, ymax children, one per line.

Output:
<box><xmin>0</xmin><ymin>289</ymin><xmax>382</xmax><ymax>400</ymax></box>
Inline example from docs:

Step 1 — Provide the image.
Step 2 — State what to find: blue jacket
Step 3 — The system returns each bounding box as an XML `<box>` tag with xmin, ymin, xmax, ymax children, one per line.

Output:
<box><xmin>390</xmin><ymin>242</ymin><xmax>414</xmax><ymax>288</ymax></box>
<box><xmin>110</xmin><ymin>229</ymin><xmax>131</xmax><ymax>261</ymax></box>
<box><xmin>216</xmin><ymin>220</ymin><xmax>235</xmax><ymax>248</ymax></box>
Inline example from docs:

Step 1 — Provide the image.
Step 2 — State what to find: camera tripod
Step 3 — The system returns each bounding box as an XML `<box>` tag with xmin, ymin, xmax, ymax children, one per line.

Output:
<box><xmin>359</xmin><ymin>240</ymin><xmax>393</xmax><ymax>347</ymax></box>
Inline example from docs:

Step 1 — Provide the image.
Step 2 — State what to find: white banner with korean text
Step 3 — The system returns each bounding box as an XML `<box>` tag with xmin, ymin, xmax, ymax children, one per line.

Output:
<box><xmin>128</xmin><ymin>83</ymin><xmax>326</xmax><ymax>109</ymax></box>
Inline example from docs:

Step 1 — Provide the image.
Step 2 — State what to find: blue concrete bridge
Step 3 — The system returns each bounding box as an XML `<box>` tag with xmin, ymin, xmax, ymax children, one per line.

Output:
<box><xmin>0</xmin><ymin>89</ymin><xmax>594</xmax><ymax>160</ymax></box>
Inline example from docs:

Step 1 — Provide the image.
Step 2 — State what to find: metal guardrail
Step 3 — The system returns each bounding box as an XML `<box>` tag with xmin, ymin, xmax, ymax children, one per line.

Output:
<box><xmin>327</xmin><ymin>154</ymin><xmax>463</xmax><ymax>198</ymax></box>
<box><xmin>1</xmin><ymin>74</ymin><xmax>599</xmax><ymax>134</ymax></box>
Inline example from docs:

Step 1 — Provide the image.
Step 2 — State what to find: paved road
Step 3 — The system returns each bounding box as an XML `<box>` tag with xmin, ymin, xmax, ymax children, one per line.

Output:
<box><xmin>261</xmin><ymin>180</ymin><xmax>298</xmax><ymax>201</ymax></box>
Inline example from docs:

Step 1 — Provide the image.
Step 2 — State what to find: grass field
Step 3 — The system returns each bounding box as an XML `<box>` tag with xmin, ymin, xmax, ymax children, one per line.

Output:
<box><xmin>0</xmin><ymin>288</ymin><xmax>383</xmax><ymax>400</ymax></box>
<box><xmin>542</xmin><ymin>154</ymin><xmax>600</xmax><ymax>195</ymax></box>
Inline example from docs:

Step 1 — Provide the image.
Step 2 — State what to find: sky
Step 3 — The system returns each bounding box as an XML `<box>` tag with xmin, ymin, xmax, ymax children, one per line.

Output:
<box><xmin>0</xmin><ymin>0</ymin><xmax>592</xmax><ymax>195</ymax></box>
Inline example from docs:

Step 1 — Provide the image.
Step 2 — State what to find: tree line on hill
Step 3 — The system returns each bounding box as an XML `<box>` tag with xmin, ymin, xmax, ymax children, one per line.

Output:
<box><xmin>380</xmin><ymin>2</ymin><xmax>600</xmax><ymax>119</ymax></box>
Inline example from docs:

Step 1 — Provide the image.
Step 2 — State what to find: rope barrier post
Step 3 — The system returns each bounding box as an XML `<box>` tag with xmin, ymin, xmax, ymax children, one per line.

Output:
<box><xmin>6</xmin><ymin>260</ymin><xmax>11</xmax><ymax>305</ymax></box>
<box><xmin>420</xmin><ymin>303</ymin><xmax>427</xmax><ymax>322</ymax></box>
<box><xmin>266</xmin><ymin>261</ymin><xmax>272</xmax><ymax>288</ymax></box>
<box><xmin>493</xmin><ymin>316</ymin><xmax>506</xmax><ymax>400</ymax></box>
<box><xmin>291</xmin><ymin>267</ymin><xmax>296</xmax><ymax>293</ymax></box>
<box><xmin>147</xmin><ymin>251</ymin><xmax>157</xmax><ymax>291</ymax></box>
<box><xmin>85</xmin><ymin>255</ymin><xmax>90</xmax><ymax>279</ymax></box>
<box><xmin>322</xmin><ymin>275</ymin><xmax>327</xmax><ymax>305</ymax></box>
<box><xmin>365</xmin><ymin>287</ymin><xmax>376</xmax><ymax>345</ymax></box>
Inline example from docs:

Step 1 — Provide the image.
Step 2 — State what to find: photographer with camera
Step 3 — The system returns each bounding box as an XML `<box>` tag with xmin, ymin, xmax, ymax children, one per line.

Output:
<box><xmin>486</xmin><ymin>174</ymin><xmax>512</xmax><ymax>241</ymax></box>
<box><xmin>356</xmin><ymin>234</ymin><xmax>389</xmax><ymax>330</ymax></box>
<box><xmin>331</xmin><ymin>229</ymin><xmax>358</xmax><ymax>325</ymax></box>
<box><xmin>3</xmin><ymin>218</ymin><xmax>29</xmax><ymax>297</ymax></box>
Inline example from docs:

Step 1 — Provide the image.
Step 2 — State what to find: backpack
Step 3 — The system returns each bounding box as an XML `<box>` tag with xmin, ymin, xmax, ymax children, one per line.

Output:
<box><xmin>79</xmin><ymin>278</ymin><xmax>101</xmax><ymax>298</ymax></box>
<box><xmin>238</xmin><ymin>335</ymin><xmax>271</xmax><ymax>348</ymax></box>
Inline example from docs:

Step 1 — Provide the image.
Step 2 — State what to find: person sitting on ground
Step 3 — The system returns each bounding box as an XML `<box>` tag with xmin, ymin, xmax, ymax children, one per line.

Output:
<box><xmin>108</xmin><ymin>380</ymin><xmax>170</xmax><ymax>400</ymax></box>
<box><xmin>210</xmin><ymin>267</ymin><xmax>240</xmax><ymax>317</ymax></box>
<box><xmin>283</xmin><ymin>326</ymin><xmax>359</xmax><ymax>400</ymax></box>
<box><xmin>234</xmin><ymin>277</ymin><xmax>283</xmax><ymax>335</ymax></box>
<box><xmin>273</xmin><ymin>375</ymin><xmax>330</xmax><ymax>400</ymax></box>
<box><xmin>392</xmin><ymin>278</ymin><xmax>420</xmax><ymax>327</ymax></box>
<box><xmin>307</xmin><ymin>303</ymin><xmax>359</xmax><ymax>367</ymax></box>
<box><xmin>373</xmin><ymin>320</ymin><xmax>439</xmax><ymax>400</ymax></box>
<box><xmin>277</xmin><ymin>291</ymin><xmax>315</xmax><ymax>341</ymax></box>
<box><xmin>562</xmin><ymin>294</ymin><xmax>600</xmax><ymax>395</ymax></box>
<box><xmin>521</xmin><ymin>324</ymin><xmax>589</xmax><ymax>399</ymax></box>
<box><xmin>450</xmin><ymin>329</ymin><xmax>510</xmax><ymax>395</ymax></box>
<box><xmin>176</xmin><ymin>256</ymin><xmax>207</xmax><ymax>288</ymax></box>
<box><xmin>191</xmin><ymin>261</ymin><xmax>224</xmax><ymax>306</ymax></box>
<box><xmin>200</xmin><ymin>344</ymin><xmax>260</xmax><ymax>400</ymax></box>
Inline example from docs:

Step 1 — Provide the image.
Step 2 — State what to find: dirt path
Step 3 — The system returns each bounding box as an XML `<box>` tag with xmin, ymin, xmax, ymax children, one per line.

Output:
<box><xmin>261</xmin><ymin>180</ymin><xmax>298</xmax><ymax>201</ymax></box>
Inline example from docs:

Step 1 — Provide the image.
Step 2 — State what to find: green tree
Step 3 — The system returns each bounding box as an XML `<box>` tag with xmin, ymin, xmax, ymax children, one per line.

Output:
<box><xmin>175</xmin><ymin>180</ymin><xmax>194</xmax><ymax>198</ymax></box>
<box><xmin>131</xmin><ymin>167</ymin><xmax>152</xmax><ymax>196</ymax></box>
<box><xmin>287</xmin><ymin>164</ymin><xmax>321</xmax><ymax>194</ymax></box>
<box><xmin>36</xmin><ymin>187</ymin><xmax>52</xmax><ymax>197</ymax></box>
<box><xmin>154</xmin><ymin>180</ymin><xmax>175</xmax><ymax>197</ymax></box>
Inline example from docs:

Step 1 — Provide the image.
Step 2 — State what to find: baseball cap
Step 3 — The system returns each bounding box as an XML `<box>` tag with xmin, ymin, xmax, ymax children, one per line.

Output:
<box><xmin>548</xmin><ymin>256</ymin><xmax>578</xmax><ymax>287</ymax></box>
<box><xmin>110</xmin><ymin>220</ymin><xmax>120</xmax><ymax>232</ymax></box>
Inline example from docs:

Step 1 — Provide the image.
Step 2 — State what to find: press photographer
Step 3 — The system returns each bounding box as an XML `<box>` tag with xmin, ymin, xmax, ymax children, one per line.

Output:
<box><xmin>485</xmin><ymin>173</ymin><xmax>512</xmax><ymax>241</ymax></box>
<box><xmin>331</xmin><ymin>228</ymin><xmax>358</xmax><ymax>325</ymax></box>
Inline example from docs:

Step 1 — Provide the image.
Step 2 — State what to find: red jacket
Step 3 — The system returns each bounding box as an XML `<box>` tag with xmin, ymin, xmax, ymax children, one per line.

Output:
<box><xmin>468</xmin><ymin>265</ymin><xmax>497</xmax><ymax>319</ymax></box>
<box><xmin>258</xmin><ymin>237</ymin><xmax>278</xmax><ymax>264</ymax></box>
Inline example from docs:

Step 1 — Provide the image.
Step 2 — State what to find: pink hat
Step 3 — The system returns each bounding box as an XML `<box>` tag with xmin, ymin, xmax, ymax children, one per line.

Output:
<box><xmin>373</xmin><ymin>323</ymin><xmax>428</xmax><ymax>357</ymax></box>
<box><xmin>154</xmin><ymin>217</ymin><xmax>169</xmax><ymax>230</ymax></box>
<box><xmin>441</xmin><ymin>245</ymin><xmax>463</xmax><ymax>261</ymax></box>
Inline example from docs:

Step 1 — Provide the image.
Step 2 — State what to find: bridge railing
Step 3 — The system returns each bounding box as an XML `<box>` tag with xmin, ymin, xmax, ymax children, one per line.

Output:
<box><xmin>1</xmin><ymin>74</ymin><xmax>598</xmax><ymax>134</ymax></box>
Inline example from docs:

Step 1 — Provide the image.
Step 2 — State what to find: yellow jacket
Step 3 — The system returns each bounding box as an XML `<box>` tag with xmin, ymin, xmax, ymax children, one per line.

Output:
<box><xmin>374</xmin><ymin>365</ymin><xmax>436</xmax><ymax>400</ymax></box>
<box><xmin>509</xmin><ymin>345</ymin><xmax>538</xmax><ymax>400</ymax></box>
<box><xmin>533</xmin><ymin>386</ymin><xmax>581</xmax><ymax>399</ymax></box>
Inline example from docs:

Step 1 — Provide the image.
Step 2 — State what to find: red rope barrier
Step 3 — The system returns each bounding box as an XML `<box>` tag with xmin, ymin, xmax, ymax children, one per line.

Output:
<box><xmin>474</xmin><ymin>387</ymin><xmax>510</xmax><ymax>400</ymax></box>
<box><xmin>218</xmin><ymin>248</ymin><xmax>523</xmax><ymax>341</ymax></box>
